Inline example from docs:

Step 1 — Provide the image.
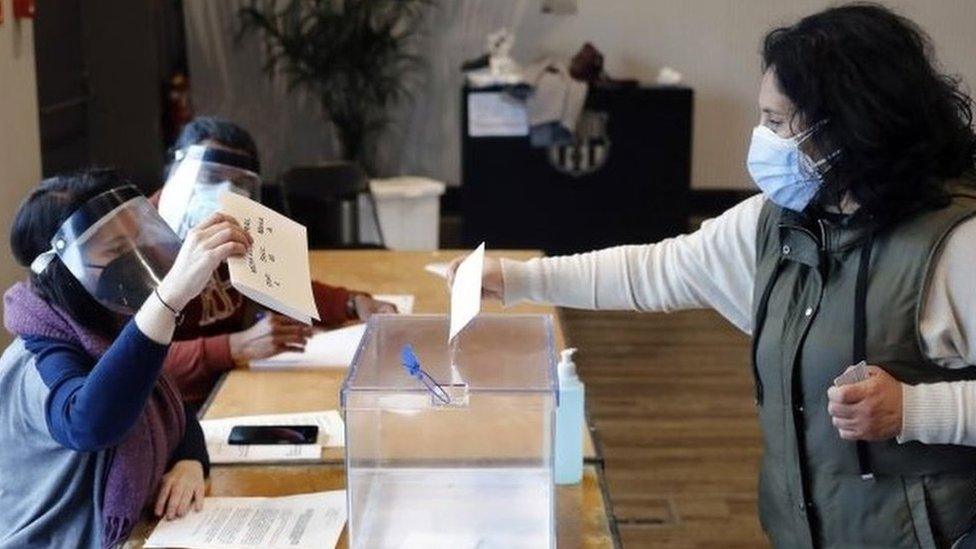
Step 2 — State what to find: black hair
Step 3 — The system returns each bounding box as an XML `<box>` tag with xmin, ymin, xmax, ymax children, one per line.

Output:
<box><xmin>761</xmin><ymin>2</ymin><xmax>976</xmax><ymax>223</ymax></box>
<box><xmin>168</xmin><ymin>116</ymin><xmax>261</xmax><ymax>173</ymax></box>
<box><xmin>10</xmin><ymin>169</ymin><xmax>130</xmax><ymax>339</ymax></box>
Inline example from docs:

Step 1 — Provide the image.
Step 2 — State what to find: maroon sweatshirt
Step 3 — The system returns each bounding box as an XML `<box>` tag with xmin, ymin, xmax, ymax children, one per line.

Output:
<box><xmin>149</xmin><ymin>191</ymin><xmax>357</xmax><ymax>404</ymax></box>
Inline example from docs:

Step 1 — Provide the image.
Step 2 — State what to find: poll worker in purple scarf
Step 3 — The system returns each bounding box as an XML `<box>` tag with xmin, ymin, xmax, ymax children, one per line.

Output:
<box><xmin>0</xmin><ymin>168</ymin><xmax>252</xmax><ymax>548</ymax></box>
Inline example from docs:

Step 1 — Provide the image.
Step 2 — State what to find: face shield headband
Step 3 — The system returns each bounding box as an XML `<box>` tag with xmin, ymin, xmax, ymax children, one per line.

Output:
<box><xmin>158</xmin><ymin>144</ymin><xmax>262</xmax><ymax>238</ymax></box>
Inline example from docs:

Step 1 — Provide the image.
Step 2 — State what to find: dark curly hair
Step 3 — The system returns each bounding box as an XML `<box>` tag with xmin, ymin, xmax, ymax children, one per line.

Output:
<box><xmin>762</xmin><ymin>2</ymin><xmax>976</xmax><ymax>223</ymax></box>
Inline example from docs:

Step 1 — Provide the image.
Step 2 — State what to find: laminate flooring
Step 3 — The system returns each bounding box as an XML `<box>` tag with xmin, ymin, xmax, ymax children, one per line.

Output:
<box><xmin>562</xmin><ymin>308</ymin><xmax>770</xmax><ymax>549</ymax></box>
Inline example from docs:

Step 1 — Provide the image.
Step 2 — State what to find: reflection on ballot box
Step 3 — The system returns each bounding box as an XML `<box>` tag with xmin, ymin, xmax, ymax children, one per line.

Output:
<box><xmin>341</xmin><ymin>314</ymin><xmax>558</xmax><ymax>548</ymax></box>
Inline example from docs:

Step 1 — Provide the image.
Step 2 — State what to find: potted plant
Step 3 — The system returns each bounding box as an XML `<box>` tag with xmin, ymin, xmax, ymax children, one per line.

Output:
<box><xmin>238</xmin><ymin>0</ymin><xmax>433</xmax><ymax>174</ymax></box>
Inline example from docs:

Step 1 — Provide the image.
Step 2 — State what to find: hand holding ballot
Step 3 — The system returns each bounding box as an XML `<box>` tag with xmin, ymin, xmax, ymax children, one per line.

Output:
<box><xmin>447</xmin><ymin>251</ymin><xmax>505</xmax><ymax>301</ymax></box>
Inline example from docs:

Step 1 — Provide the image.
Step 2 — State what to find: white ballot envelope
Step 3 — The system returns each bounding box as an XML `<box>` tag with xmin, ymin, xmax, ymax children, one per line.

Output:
<box><xmin>448</xmin><ymin>243</ymin><xmax>485</xmax><ymax>342</ymax></box>
<box><xmin>220</xmin><ymin>193</ymin><xmax>320</xmax><ymax>325</ymax></box>
<box><xmin>203</xmin><ymin>442</ymin><xmax>321</xmax><ymax>465</ymax></box>
<box><xmin>144</xmin><ymin>491</ymin><xmax>346</xmax><ymax>549</ymax></box>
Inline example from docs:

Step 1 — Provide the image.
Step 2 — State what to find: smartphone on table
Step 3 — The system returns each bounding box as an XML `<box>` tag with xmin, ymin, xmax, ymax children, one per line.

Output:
<box><xmin>227</xmin><ymin>425</ymin><xmax>319</xmax><ymax>445</ymax></box>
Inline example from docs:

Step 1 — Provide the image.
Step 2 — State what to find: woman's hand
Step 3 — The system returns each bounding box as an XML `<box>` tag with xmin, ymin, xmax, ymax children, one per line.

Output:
<box><xmin>827</xmin><ymin>365</ymin><xmax>904</xmax><ymax>441</ymax></box>
<box><xmin>157</xmin><ymin>213</ymin><xmax>252</xmax><ymax>312</ymax></box>
<box><xmin>445</xmin><ymin>255</ymin><xmax>505</xmax><ymax>301</ymax></box>
<box><xmin>350</xmin><ymin>294</ymin><xmax>398</xmax><ymax>321</ymax></box>
<box><xmin>154</xmin><ymin>460</ymin><xmax>205</xmax><ymax>521</ymax></box>
<box><xmin>229</xmin><ymin>313</ymin><xmax>314</xmax><ymax>363</ymax></box>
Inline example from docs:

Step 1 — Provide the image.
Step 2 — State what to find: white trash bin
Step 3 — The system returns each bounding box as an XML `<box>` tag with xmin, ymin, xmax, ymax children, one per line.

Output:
<box><xmin>358</xmin><ymin>176</ymin><xmax>446</xmax><ymax>250</ymax></box>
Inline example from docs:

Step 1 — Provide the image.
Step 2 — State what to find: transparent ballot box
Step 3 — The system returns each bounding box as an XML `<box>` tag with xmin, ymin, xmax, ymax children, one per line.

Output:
<box><xmin>341</xmin><ymin>314</ymin><xmax>557</xmax><ymax>549</ymax></box>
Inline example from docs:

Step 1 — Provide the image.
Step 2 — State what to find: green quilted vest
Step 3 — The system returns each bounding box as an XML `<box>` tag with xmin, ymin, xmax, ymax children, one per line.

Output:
<box><xmin>752</xmin><ymin>187</ymin><xmax>976</xmax><ymax>548</ymax></box>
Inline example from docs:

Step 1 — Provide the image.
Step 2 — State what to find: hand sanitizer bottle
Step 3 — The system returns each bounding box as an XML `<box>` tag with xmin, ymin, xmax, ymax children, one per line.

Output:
<box><xmin>555</xmin><ymin>348</ymin><xmax>584</xmax><ymax>484</ymax></box>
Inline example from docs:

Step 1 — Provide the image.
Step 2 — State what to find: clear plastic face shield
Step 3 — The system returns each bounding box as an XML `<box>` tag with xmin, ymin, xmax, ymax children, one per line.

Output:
<box><xmin>30</xmin><ymin>186</ymin><xmax>182</xmax><ymax>315</ymax></box>
<box><xmin>158</xmin><ymin>144</ymin><xmax>261</xmax><ymax>238</ymax></box>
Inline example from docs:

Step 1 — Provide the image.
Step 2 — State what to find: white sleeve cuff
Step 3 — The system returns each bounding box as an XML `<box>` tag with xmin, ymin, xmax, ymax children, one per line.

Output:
<box><xmin>500</xmin><ymin>258</ymin><xmax>536</xmax><ymax>307</ymax></box>
<box><xmin>898</xmin><ymin>382</ymin><xmax>962</xmax><ymax>445</ymax></box>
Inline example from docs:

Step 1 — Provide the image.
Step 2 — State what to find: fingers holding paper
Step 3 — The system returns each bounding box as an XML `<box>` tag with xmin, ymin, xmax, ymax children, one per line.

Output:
<box><xmin>446</xmin><ymin>254</ymin><xmax>504</xmax><ymax>301</ymax></box>
<box><xmin>826</xmin><ymin>365</ymin><xmax>903</xmax><ymax>441</ymax></box>
<box><xmin>157</xmin><ymin>213</ymin><xmax>252</xmax><ymax>311</ymax></box>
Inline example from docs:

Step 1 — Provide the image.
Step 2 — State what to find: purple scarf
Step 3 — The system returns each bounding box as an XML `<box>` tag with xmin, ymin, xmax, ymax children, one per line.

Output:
<box><xmin>4</xmin><ymin>281</ymin><xmax>185</xmax><ymax>548</ymax></box>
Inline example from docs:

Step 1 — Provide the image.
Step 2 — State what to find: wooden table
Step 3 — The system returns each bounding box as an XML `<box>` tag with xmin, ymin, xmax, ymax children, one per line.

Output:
<box><xmin>131</xmin><ymin>251</ymin><xmax>618</xmax><ymax>547</ymax></box>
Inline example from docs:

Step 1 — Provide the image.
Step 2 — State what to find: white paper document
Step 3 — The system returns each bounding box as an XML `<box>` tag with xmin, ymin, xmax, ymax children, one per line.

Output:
<box><xmin>144</xmin><ymin>491</ymin><xmax>346</xmax><ymax>549</ymax></box>
<box><xmin>250</xmin><ymin>324</ymin><xmax>367</xmax><ymax>369</ymax></box>
<box><xmin>448</xmin><ymin>243</ymin><xmax>485</xmax><ymax>342</ymax></box>
<box><xmin>373</xmin><ymin>294</ymin><xmax>415</xmax><ymax>314</ymax></box>
<box><xmin>220</xmin><ymin>193</ymin><xmax>320</xmax><ymax>325</ymax></box>
<box><xmin>201</xmin><ymin>410</ymin><xmax>344</xmax><ymax>464</ymax></box>
<box><xmin>203</xmin><ymin>442</ymin><xmax>320</xmax><ymax>465</ymax></box>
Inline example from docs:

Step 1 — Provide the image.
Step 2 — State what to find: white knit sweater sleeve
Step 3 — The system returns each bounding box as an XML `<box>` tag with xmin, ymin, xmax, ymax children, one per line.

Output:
<box><xmin>501</xmin><ymin>195</ymin><xmax>976</xmax><ymax>447</ymax></box>
<box><xmin>899</xmin><ymin>216</ymin><xmax>976</xmax><ymax>445</ymax></box>
<box><xmin>501</xmin><ymin>194</ymin><xmax>764</xmax><ymax>333</ymax></box>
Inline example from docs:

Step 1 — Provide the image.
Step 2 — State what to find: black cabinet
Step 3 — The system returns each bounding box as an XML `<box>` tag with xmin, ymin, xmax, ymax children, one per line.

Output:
<box><xmin>462</xmin><ymin>86</ymin><xmax>693</xmax><ymax>255</ymax></box>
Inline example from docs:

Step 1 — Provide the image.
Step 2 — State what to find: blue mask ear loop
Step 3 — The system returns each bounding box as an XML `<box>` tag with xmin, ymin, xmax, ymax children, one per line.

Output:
<box><xmin>400</xmin><ymin>344</ymin><xmax>452</xmax><ymax>405</ymax></box>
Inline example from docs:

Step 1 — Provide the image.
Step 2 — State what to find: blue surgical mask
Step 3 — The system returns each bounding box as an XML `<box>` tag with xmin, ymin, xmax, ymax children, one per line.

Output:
<box><xmin>747</xmin><ymin>125</ymin><xmax>826</xmax><ymax>212</ymax></box>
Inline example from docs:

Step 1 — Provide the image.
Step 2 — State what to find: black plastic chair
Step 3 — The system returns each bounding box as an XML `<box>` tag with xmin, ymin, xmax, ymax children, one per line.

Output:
<box><xmin>259</xmin><ymin>182</ymin><xmax>289</xmax><ymax>216</ymax></box>
<box><xmin>281</xmin><ymin>162</ymin><xmax>384</xmax><ymax>249</ymax></box>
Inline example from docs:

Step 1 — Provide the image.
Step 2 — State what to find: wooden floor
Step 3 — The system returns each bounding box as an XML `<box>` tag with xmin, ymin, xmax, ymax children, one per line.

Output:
<box><xmin>562</xmin><ymin>308</ymin><xmax>770</xmax><ymax>549</ymax></box>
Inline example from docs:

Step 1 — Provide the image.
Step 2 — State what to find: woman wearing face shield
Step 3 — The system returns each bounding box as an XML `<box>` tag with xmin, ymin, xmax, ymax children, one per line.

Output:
<box><xmin>452</xmin><ymin>5</ymin><xmax>976</xmax><ymax>547</ymax></box>
<box><xmin>153</xmin><ymin>117</ymin><xmax>398</xmax><ymax>405</ymax></box>
<box><xmin>0</xmin><ymin>169</ymin><xmax>252</xmax><ymax>548</ymax></box>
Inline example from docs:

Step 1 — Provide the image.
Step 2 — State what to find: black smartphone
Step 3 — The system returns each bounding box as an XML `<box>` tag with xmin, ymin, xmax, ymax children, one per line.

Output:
<box><xmin>227</xmin><ymin>425</ymin><xmax>319</xmax><ymax>445</ymax></box>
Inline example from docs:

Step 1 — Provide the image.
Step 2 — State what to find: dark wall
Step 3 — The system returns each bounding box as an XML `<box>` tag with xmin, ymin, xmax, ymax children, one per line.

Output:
<box><xmin>34</xmin><ymin>0</ymin><xmax>184</xmax><ymax>190</ymax></box>
<box><xmin>34</xmin><ymin>0</ymin><xmax>90</xmax><ymax>175</ymax></box>
<box><xmin>82</xmin><ymin>0</ymin><xmax>165</xmax><ymax>189</ymax></box>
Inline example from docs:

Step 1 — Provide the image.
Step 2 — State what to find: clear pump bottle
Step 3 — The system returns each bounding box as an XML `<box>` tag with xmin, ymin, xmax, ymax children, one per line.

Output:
<box><xmin>555</xmin><ymin>348</ymin><xmax>584</xmax><ymax>484</ymax></box>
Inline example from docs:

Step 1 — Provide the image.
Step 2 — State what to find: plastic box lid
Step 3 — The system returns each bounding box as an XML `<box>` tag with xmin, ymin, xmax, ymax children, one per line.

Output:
<box><xmin>342</xmin><ymin>314</ymin><xmax>556</xmax><ymax>395</ymax></box>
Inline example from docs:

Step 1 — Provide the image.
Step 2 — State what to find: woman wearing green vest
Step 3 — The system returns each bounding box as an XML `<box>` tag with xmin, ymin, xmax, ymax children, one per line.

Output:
<box><xmin>452</xmin><ymin>4</ymin><xmax>976</xmax><ymax>547</ymax></box>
